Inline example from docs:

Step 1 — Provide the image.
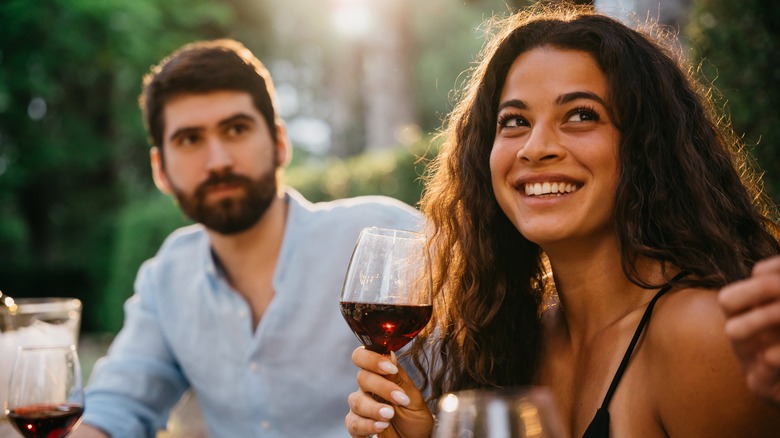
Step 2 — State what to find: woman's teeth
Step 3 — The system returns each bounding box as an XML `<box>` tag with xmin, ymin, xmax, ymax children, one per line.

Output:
<box><xmin>524</xmin><ymin>182</ymin><xmax>578</xmax><ymax>196</ymax></box>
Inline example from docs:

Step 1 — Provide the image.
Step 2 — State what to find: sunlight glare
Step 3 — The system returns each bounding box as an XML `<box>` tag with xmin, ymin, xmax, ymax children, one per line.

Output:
<box><xmin>331</xmin><ymin>0</ymin><xmax>372</xmax><ymax>38</ymax></box>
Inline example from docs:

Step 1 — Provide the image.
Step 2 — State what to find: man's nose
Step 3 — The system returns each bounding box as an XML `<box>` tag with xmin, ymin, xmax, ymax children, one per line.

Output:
<box><xmin>206</xmin><ymin>138</ymin><xmax>233</xmax><ymax>170</ymax></box>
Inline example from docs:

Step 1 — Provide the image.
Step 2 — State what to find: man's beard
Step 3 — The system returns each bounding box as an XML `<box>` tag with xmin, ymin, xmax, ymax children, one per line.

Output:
<box><xmin>171</xmin><ymin>167</ymin><xmax>278</xmax><ymax>235</ymax></box>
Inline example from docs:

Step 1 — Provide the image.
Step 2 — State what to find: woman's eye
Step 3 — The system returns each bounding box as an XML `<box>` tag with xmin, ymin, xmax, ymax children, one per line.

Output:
<box><xmin>567</xmin><ymin>107</ymin><xmax>601</xmax><ymax>123</ymax></box>
<box><xmin>498</xmin><ymin>114</ymin><xmax>528</xmax><ymax>128</ymax></box>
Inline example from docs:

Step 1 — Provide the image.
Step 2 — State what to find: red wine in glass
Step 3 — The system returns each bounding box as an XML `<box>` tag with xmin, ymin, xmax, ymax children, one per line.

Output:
<box><xmin>7</xmin><ymin>403</ymin><xmax>84</xmax><ymax>438</ymax></box>
<box><xmin>5</xmin><ymin>345</ymin><xmax>85</xmax><ymax>438</ymax></box>
<box><xmin>340</xmin><ymin>302</ymin><xmax>433</xmax><ymax>354</ymax></box>
<box><xmin>340</xmin><ymin>227</ymin><xmax>432</xmax><ymax>355</ymax></box>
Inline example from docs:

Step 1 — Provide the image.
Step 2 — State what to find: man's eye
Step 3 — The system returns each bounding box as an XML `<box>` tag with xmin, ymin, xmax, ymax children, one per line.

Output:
<box><xmin>227</xmin><ymin>124</ymin><xmax>249</xmax><ymax>136</ymax></box>
<box><xmin>179</xmin><ymin>134</ymin><xmax>201</xmax><ymax>146</ymax></box>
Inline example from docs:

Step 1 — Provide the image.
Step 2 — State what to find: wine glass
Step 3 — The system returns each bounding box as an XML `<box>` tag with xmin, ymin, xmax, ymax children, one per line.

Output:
<box><xmin>4</xmin><ymin>345</ymin><xmax>85</xmax><ymax>438</ymax></box>
<box><xmin>340</xmin><ymin>227</ymin><xmax>432</xmax><ymax>356</ymax></box>
<box><xmin>432</xmin><ymin>387</ymin><xmax>567</xmax><ymax>438</ymax></box>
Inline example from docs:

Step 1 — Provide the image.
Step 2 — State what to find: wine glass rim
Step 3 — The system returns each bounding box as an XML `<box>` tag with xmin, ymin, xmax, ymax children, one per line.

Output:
<box><xmin>439</xmin><ymin>386</ymin><xmax>554</xmax><ymax>403</ymax></box>
<box><xmin>15</xmin><ymin>344</ymin><xmax>76</xmax><ymax>352</ymax></box>
<box><xmin>361</xmin><ymin>227</ymin><xmax>425</xmax><ymax>240</ymax></box>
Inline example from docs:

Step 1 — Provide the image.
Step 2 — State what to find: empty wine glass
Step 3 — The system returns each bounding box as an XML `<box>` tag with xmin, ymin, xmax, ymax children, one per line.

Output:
<box><xmin>4</xmin><ymin>345</ymin><xmax>84</xmax><ymax>438</ymax></box>
<box><xmin>340</xmin><ymin>227</ymin><xmax>432</xmax><ymax>355</ymax></box>
<box><xmin>433</xmin><ymin>387</ymin><xmax>567</xmax><ymax>438</ymax></box>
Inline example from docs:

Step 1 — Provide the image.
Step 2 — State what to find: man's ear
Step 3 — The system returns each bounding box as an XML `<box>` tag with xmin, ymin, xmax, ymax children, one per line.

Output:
<box><xmin>150</xmin><ymin>147</ymin><xmax>173</xmax><ymax>194</ymax></box>
<box><xmin>274</xmin><ymin>121</ymin><xmax>291</xmax><ymax>167</ymax></box>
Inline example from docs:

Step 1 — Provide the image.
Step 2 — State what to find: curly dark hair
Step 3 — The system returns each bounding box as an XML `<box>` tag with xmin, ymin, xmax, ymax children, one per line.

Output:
<box><xmin>139</xmin><ymin>38</ymin><xmax>278</xmax><ymax>153</ymax></box>
<box><xmin>408</xmin><ymin>3</ymin><xmax>780</xmax><ymax>404</ymax></box>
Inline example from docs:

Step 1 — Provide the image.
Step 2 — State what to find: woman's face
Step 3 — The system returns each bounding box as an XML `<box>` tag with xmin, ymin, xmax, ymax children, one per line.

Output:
<box><xmin>490</xmin><ymin>47</ymin><xmax>620</xmax><ymax>249</ymax></box>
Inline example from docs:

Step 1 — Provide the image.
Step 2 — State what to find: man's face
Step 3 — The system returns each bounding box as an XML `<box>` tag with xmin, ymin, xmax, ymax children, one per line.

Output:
<box><xmin>154</xmin><ymin>91</ymin><xmax>284</xmax><ymax>234</ymax></box>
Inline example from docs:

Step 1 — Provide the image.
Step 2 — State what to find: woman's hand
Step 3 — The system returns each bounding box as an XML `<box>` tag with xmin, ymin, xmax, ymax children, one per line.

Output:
<box><xmin>719</xmin><ymin>255</ymin><xmax>780</xmax><ymax>407</ymax></box>
<box><xmin>345</xmin><ymin>347</ymin><xmax>434</xmax><ymax>437</ymax></box>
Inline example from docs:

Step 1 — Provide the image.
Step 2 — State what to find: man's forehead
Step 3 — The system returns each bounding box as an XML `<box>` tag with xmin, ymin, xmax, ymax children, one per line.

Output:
<box><xmin>163</xmin><ymin>91</ymin><xmax>259</xmax><ymax>132</ymax></box>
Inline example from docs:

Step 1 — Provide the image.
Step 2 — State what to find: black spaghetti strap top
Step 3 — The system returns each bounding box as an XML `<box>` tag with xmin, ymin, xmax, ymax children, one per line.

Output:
<box><xmin>582</xmin><ymin>273</ymin><xmax>687</xmax><ymax>438</ymax></box>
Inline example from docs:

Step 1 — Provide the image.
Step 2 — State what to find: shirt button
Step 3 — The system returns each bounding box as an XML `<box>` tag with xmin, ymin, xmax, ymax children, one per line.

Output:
<box><xmin>250</xmin><ymin>361</ymin><xmax>258</xmax><ymax>372</ymax></box>
<box><xmin>260</xmin><ymin>420</ymin><xmax>270</xmax><ymax>430</ymax></box>
<box><xmin>238</xmin><ymin>309</ymin><xmax>247</xmax><ymax>318</ymax></box>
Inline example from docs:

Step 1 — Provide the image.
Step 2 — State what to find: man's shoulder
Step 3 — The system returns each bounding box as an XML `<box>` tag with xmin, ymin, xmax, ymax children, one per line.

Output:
<box><xmin>142</xmin><ymin>224</ymin><xmax>208</xmax><ymax>267</ymax></box>
<box><xmin>159</xmin><ymin>223</ymin><xmax>207</xmax><ymax>249</ymax></box>
<box><xmin>304</xmin><ymin>194</ymin><xmax>422</xmax><ymax>230</ymax></box>
<box><xmin>316</xmin><ymin>194</ymin><xmax>418</xmax><ymax>213</ymax></box>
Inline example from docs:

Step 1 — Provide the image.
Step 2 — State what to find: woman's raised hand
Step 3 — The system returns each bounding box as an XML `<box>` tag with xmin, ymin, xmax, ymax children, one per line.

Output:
<box><xmin>345</xmin><ymin>347</ymin><xmax>434</xmax><ymax>437</ymax></box>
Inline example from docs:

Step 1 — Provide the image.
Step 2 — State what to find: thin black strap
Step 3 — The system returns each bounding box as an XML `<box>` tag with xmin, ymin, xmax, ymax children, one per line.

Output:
<box><xmin>582</xmin><ymin>271</ymin><xmax>688</xmax><ymax>438</ymax></box>
<box><xmin>598</xmin><ymin>271</ymin><xmax>688</xmax><ymax>408</ymax></box>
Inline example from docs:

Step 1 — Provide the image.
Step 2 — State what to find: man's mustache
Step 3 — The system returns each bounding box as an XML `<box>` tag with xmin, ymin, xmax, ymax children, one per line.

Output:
<box><xmin>195</xmin><ymin>172</ymin><xmax>253</xmax><ymax>199</ymax></box>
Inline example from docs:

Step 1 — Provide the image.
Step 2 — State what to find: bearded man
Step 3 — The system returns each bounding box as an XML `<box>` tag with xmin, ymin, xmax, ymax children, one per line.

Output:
<box><xmin>73</xmin><ymin>39</ymin><xmax>420</xmax><ymax>438</ymax></box>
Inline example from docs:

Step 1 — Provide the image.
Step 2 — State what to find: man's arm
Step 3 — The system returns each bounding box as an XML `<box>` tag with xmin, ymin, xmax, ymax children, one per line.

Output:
<box><xmin>70</xmin><ymin>423</ymin><xmax>110</xmax><ymax>438</ymax></box>
<box><xmin>77</xmin><ymin>259</ymin><xmax>189</xmax><ymax>437</ymax></box>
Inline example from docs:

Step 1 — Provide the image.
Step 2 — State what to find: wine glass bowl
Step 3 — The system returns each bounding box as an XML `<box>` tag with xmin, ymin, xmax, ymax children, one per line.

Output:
<box><xmin>340</xmin><ymin>227</ymin><xmax>432</xmax><ymax>355</ymax></box>
<box><xmin>433</xmin><ymin>387</ymin><xmax>566</xmax><ymax>438</ymax></box>
<box><xmin>4</xmin><ymin>345</ymin><xmax>84</xmax><ymax>438</ymax></box>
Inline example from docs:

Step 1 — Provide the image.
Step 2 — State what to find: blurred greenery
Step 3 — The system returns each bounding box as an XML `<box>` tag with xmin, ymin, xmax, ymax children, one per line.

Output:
<box><xmin>687</xmin><ymin>0</ymin><xmax>780</xmax><ymax>203</ymax></box>
<box><xmin>0</xmin><ymin>0</ymin><xmax>777</xmax><ymax>333</ymax></box>
<box><xmin>0</xmin><ymin>0</ymin><xmax>271</xmax><ymax>331</ymax></box>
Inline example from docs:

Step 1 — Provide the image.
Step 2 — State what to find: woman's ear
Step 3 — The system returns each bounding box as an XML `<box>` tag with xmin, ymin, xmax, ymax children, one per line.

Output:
<box><xmin>150</xmin><ymin>147</ymin><xmax>173</xmax><ymax>194</ymax></box>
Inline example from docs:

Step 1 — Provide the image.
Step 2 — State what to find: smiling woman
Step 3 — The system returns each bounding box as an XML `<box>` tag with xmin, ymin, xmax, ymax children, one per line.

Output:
<box><xmin>344</xmin><ymin>4</ymin><xmax>780</xmax><ymax>438</ymax></box>
<box><xmin>490</xmin><ymin>48</ymin><xmax>620</xmax><ymax>248</ymax></box>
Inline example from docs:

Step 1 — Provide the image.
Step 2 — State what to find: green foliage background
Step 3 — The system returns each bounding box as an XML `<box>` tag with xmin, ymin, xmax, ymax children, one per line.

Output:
<box><xmin>687</xmin><ymin>0</ymin><xmax>780</xmax><ymax>201</ymax></box>
<box><xmin>0</xmin><ymin>0</ymin><xmax>777</xmax><ymax>333</ymax></box>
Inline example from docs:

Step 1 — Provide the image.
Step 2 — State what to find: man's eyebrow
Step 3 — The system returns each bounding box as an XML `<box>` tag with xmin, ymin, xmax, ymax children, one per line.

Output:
<box><xmin>217</xmin><ymin>113</ymin><xmax>257</xmax><ymax>128</ymax></box>
<box><xmin>167</xmin><ymin>113</ymin><xmax>257</xmax><ymax>142</ymax></box>
<box><xmin>168</xmin><ymin>126</ymin><xmax>201</xmax><ymax>143</ymax></box>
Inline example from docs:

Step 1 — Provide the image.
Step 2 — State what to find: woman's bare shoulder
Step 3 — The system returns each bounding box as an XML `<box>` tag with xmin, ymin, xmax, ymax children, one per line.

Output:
<box><xmin>652</xmin><ymin>286</ymin><xmax>723</xmax><ymax>338</ymax></box>
<box><xmin>645</xmin><ymin>287</ymin><xmax>780</xmax><ymax>436</ymax></box>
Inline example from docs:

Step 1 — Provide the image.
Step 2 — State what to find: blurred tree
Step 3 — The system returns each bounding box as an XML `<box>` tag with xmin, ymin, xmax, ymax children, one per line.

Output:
<box><xmin>633</xmin><ymin>0</ymin><xmax>691</xmax><ymax>29</ymax></box>
<box><xmin>687</xmin><ymin>0</ymin><xmax>780</xmax><ymax>206</ymax></box>
<box><xmin>0</xmin><ymin>0</ymin><xmax>270</xmax><ymax>330</ymax></box>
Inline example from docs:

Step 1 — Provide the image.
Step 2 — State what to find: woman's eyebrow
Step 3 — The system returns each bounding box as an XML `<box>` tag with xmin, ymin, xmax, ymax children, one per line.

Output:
<box><xmin>556</xmin><ymin>91</ymin><xmax>605</xmax><ymax>106</ymax></box>
<box><xmin>497</xmin><ymin>91</ymin><xmax>606</xmax><ymax>112</ymax></box>
<box><xmin>497</xmin><ymin>99</ymin><xmax>528</xmax><ymax>112</ymax></box>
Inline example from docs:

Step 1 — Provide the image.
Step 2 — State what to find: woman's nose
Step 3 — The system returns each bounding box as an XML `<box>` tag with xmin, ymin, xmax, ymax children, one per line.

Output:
<box><xmin>517</xmin><ymin>124</ymin><xmax>564</xmax><ymax>163</ymax></box>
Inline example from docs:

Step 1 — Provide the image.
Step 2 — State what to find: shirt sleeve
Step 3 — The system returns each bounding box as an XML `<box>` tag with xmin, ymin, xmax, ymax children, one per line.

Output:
<box><xmin>82</xmin><ymin>259</ymin><xmax>189</xmax><ymax>438</ymax></box>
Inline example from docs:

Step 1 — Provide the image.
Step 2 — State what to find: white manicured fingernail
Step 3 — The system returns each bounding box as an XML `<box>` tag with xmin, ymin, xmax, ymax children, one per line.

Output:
<box><xmin>379</xmin><ymin>361</ymin><xmax>398</xmax><ymax>374</ymax></box>
<box><xmin>391</xmin><ymin>390</ymin><xmax>410</xmax><ymax>406</ymax></box>
<box><xmin>375</xmin><ymin>421</ymin><xmax>390</xmax><ymax>429</ymax></box>
<box><xmin>379</xmin><ymin>406</ymin><xmax>395</xmax><ymax>419</ymax></box>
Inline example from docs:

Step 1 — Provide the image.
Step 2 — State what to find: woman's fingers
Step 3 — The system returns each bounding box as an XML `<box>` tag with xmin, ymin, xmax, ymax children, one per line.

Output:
<box><xmin>346</xmin><ymin>390</ymin><xmax>393</xmax><ymax>437</ymax></box>
<box><xmin>352</xmin><ymin>347</ymin><xmax>399</xmax><ymax>375</ymax></box>
<box><xmin>348</xmin><ymin>347</ymin><xmax>432</xmax><ymax>437</ymax></box>
<box><xmin>356</xmin><ymin>368</ymin><xmax>411</xmax><ymax>406</ymax></box>
<box><xmin>348</xmin><ymin>347</ymin><xmax>410</xmax><ymax>436</ymax></box>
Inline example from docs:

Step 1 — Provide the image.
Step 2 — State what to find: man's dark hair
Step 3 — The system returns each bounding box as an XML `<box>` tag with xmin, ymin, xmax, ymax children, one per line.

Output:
<box><xmin>139</xmin><ymin>38</ymin><xmax>278</xmax><ymax>151</ymax></box>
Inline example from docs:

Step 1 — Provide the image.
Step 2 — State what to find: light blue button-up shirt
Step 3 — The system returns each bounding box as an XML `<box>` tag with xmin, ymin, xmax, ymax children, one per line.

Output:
<box><xmin>83</xmin><ymin>189</ymin><xmax>422</xmax><ymax>437</ymax></box>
